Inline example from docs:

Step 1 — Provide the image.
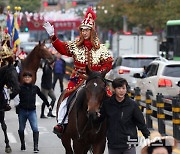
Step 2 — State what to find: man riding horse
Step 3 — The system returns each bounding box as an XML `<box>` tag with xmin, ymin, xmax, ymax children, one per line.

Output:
<box><xmin>43</xmin><ymin>7</ymin><xmax>113</xmax><ymax>136</ymax></box>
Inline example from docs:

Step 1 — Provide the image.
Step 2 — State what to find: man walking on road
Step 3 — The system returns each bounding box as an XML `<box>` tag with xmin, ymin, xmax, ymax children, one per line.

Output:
<box><xmin>52</xmin><ymin>53</ymin><xmax>66</xmax><ymax>92</ymax></box>
<box><xmin>40</xmin><ymin>59</ymin><xmax>56</xmax><ymax>118</ymax></box>
<box><xmin>98</xmin><ymin>78</ymin><xmax>150</xmax><ymax>154</ymax></box>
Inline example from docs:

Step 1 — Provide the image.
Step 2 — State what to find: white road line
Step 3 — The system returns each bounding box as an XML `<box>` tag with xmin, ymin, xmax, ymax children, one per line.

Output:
<box><xmin>7</xmin><ymin>132</ymin><xmax>17</xmax><ymax>143</ymax></box>
<box><xmin>24</xmin><ymin>129</ymin><xmax>28</xmax><ymax>135</ymax></box>
<box><xmin>36</xmin><ymin>101</ymin><xmax>41</xmax><ymax>106</ymax></box>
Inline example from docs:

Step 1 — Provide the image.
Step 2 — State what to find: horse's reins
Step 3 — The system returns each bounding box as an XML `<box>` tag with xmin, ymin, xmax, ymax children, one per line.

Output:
<box><xmin>76</xmin><ymin>76</ymin><xmax>107</xmax><ymax>140</ymax></box>
<box><xmin>76</xmin><ymin>102</ymin><xmax>104</xmax><ymax>140</ymax></box>
<box><xmin>76</xmin><ymin>112</ymin><xmax>89</xmax><ymax>140</ymax></box>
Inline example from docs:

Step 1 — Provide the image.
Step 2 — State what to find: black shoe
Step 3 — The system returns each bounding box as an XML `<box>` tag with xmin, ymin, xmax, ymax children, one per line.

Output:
<box><xmin>33</xmin><ymin>132</ymin><xmax>39</xmax><ymax>153</ymax></box>
<box><xmin>21</xmin><ymin>144</ymin><xmax>26</xmax><ymax>151</ymax></box>
<box><xmin>34</xmin><ymin>147</ymin><xmax>39</xmax><ymax>153</ymax></box>
<box><xmin>40</xmin><ymin>115</ymin><xmax>47</xmax><ymax>119</ymax></box>
<box><xmin>47</xmin><ymin>112</ymin><xmax>56</xmax><ymax>118</ymax></box>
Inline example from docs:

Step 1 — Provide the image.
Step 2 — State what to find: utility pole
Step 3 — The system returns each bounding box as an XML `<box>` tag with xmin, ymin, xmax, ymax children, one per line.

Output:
<box><xmin>123</xmin><ymin>16</ymin><xmax>127</xmax><ymax>32</ymax></box>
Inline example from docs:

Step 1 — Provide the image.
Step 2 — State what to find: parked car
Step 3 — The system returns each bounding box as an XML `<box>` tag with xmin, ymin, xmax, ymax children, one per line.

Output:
<box><xmin>106</xmin><ymin>54</ymin><xmax>160</xmax><ymax>91</ymax></box>
<box><xmin>135</xmin><ymin>58</ymin><xmax>180</xmax><ymax>101</ymax></box>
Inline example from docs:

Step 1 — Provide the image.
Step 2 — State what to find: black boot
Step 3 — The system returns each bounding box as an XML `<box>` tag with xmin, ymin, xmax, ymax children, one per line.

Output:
<box><xmin>40</xmin><ymin>103</ymin><xmax>47</xmax><ymax>118</ymax></box>
<box><xmin>47</xmin><ymin>110</ymin><xmax>56</xmax><ymax>117</ymax></box>
<box><xmin>18</xmin><ymin>130</ymin><xmax>26</xmax><ymax>151</ymax></box>
<box><xmin>33</xmin><ymin>131</ymin><xmax>39</xmax><ymax>153</ymax></box>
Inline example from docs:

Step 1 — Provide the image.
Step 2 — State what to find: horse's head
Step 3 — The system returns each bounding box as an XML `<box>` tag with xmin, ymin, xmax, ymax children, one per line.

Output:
<box><xmin>1</xmin><ymin>63</ymin><xmax>20</xmax><ymax>94</ymax></box>
<box><xmin>85</xmin><ymin>67</ymin><xmax>107</xmax><ymax>121</ymax></box>
<box><xmin>35</xmin><ymin>41</ymin><xmax>54</xmax><ymax>63</ymax></box>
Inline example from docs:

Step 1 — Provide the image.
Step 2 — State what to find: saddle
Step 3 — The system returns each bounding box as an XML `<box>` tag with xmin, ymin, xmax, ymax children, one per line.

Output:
<box><xmin>61</xmin><ymin>86</ymin><xmax>85</xmax><ymax>124</ymax></box>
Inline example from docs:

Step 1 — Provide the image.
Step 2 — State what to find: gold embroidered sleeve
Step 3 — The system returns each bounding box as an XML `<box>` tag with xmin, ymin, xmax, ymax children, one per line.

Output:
<box><xmin>66</xmin><ymin>41</ymin><xmax>79</xmax><ymax>55</ymax></box>
<box><xmin>100</xmin><ymin>44</ymin><xmax>113</xmax><ymax>64</ymax></box>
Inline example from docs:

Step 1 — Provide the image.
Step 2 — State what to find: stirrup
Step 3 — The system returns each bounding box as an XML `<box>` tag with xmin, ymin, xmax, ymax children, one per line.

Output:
<box><xmin>53</xmin><ymin>124</ymin><xmax>64</xmax><ymax>134</ymax></box>
<box><xmin>53</xmin><ymin>124</ymin><xmax>67</xmax><ymax>138</ymax></box>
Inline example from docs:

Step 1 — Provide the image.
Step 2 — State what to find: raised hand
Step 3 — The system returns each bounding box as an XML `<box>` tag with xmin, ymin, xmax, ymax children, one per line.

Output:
<box><xmin>43</xmin><ymin>22</ymin><xmax>54</xmax><ymax>36</ymax></box>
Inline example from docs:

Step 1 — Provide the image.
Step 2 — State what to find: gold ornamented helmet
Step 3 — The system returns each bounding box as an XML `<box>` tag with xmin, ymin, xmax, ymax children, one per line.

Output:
<box><xmin>0</xmin><ymin>33</ymin><xmax>13</xmax><ymax>60</ymax></box>
<box><xmin>80</xmin><ymin>7</ymin><xmax>96</xmax><ymax>30</ymax></box>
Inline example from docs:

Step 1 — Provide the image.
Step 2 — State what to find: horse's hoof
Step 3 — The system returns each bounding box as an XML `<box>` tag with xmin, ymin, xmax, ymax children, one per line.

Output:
<box><xmin>5</xmin><ymin>146</ymin><xmax>12</xmax><ymax>153</ymax></box>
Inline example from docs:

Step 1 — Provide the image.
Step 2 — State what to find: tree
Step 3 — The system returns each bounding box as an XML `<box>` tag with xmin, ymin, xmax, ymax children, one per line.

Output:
<box><xmin>124</xmin><ymin>0</ymin><xmax>180</xmax><ymax>33</ymax></box>
<box><xmin>0</xmin><ymin>1</ymin><xmax>6</xmax><ymax>13</ymax></box>
<box><xmin>96</xmin><ymin>0</ymin><xmax>125</xmax><ymax>32</ymax></box>
<box><xmin>9</xmin><ymin>0</ymin><xmax>41</xmax><ymax>13</ymax></box>
<box><xmin>96</xmin><ymin>0</ymin><xmax>180</xmax><ymax>33</ymax></box>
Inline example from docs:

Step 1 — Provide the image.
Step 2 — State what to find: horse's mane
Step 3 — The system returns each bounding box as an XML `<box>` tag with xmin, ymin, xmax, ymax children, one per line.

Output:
<box><xmin>86</xmin><ymin>71</ymin><xmax>103</xmax><ymax>83</ymax></box>
<box><xmin>23</xmin><ymin>44</ymin><xmax>39</xmax><ymax>65</ymax></box>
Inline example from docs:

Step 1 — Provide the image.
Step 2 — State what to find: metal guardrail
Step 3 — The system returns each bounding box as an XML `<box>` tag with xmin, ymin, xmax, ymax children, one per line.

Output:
<box><xmin>134</xmin><ymin>87</ymin><xmax>180</xmax><ymax>141</ymax></box>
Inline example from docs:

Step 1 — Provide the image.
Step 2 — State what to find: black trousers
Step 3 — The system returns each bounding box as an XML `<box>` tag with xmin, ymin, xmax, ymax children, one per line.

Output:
<box><xmin>52</xmin><ymin>73</ymin><xmax>64</xmax><ymax>92</ymax></box>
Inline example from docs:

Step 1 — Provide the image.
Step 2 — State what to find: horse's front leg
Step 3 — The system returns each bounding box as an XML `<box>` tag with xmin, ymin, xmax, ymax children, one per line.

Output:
<box><xmin>61</xmin><ymin>136</ymin><xmax>74</xmax><ymax>154</ymax></box>
<box><xmin>73</xmin><ymin>140</ymin><xmax>89</xmax><ymax>154</ymax></box>
<box><xmin>0</xmin><ymin>114</ymin><xmax>12</xmax><ymax>153</ymax></box>
<box><xmin>92</xmin><ymin>138</ymin><xmax>106</xmax><ymax>154</ymax></box>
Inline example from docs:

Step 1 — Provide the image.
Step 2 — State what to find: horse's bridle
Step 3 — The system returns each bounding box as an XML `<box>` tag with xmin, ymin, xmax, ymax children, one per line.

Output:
<box><xmin>76</xmin><ymin>76</ymin><xmax>107</xmax><ymax>140</ymax></box>
<box><xmin>86</xmin><ymin>75</ymin><xmax>107</xmax><ymax>87</ymax></box>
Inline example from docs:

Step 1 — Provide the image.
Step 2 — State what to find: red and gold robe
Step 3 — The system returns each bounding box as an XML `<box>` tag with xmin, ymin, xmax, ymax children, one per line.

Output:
<box><xmin>51</xmin><ymin>36</ymin><xmax>113</xmax><ymax>97</ymax></box>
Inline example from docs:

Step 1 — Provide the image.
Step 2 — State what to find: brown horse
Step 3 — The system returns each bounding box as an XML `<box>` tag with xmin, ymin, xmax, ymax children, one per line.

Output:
<box><xmin>19</xmin><ymin>41</ymin><xmax>53</xmax><ymax>84</ymax></box>
<box><xmin>59</xmin><ymin>67</ymin><xmax>107</xmax><ymax>154</ymax></box>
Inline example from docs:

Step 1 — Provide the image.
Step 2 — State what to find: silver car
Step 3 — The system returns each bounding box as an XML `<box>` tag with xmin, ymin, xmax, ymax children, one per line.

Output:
<box><xmin>135</xmin><ymin>58</ymin><xmax>180</xmax><ymax>101</ymax></box>
<box><xmin>106</xmin><ymin>54</ymin><xmax>159</xmax><ymax>90</ymax></box>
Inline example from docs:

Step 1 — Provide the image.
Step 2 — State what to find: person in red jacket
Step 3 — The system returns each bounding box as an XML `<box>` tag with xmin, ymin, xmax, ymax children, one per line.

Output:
<box><xmin>18</xmin><ymin>47</ymin><xmax>27</xmax><ymax>60</ymax></box>
<box><xmin>43</xmin><ymin>7</ymin><xmax>113</xmax><ymax>136</ymax></box>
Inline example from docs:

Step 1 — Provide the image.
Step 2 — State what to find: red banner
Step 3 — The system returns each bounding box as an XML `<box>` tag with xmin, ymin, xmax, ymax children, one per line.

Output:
<box><xmin>27</xmin><ymin>19</ymin><xmax>81</xmax><ymax>31</ymax></box>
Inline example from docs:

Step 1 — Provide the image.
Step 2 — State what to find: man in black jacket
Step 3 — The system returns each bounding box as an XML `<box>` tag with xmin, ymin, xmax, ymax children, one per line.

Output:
<box><xmin>99</xmin><ymin>77</ymin><xmax>150</xmax><ymax>154</ymax></box>
<box><xmin>40</xmin><ymin>60</ymin><xmax>56</xmax><ymax>118</ymax></box>
<box><xmin>10</xmin><ymin>71</ymin><xmax>51</xmax><ymax>153</ymax></box>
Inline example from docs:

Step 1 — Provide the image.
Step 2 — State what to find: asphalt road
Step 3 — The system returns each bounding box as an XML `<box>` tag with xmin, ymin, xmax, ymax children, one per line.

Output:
<box><xmin>0</xmin><ymin>69</ymin><xmax>179</xmax><ymax>154</ymax></box>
